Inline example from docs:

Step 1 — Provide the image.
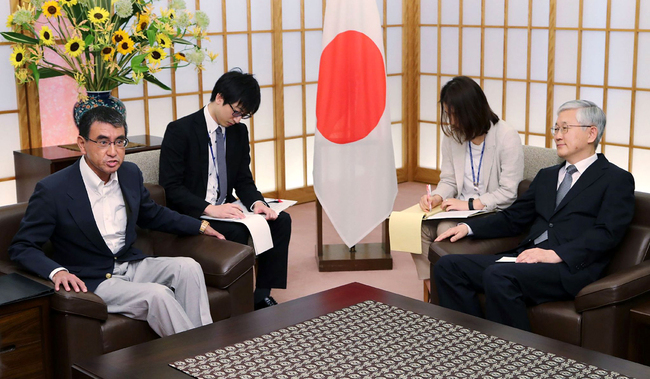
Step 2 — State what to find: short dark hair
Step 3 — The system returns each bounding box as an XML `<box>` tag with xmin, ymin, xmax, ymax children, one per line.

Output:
<box><xmin>210</xmin><ymin>68</ymin><xmax>261</xmax><ymax>115</ymax></box>
<box><xmin>77</xmin><ymin>106</ymin><xmax>128</xmax><ymax>139</ymax></box>
<box><xmin>439</xmin><ymin>76</ymin><xmax>499</xmax><ymax>144</ymax></box>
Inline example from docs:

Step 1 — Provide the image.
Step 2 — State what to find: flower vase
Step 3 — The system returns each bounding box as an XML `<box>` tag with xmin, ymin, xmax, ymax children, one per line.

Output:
<box><xmin>73</xmin><ymin>91</ymin><xmax>126</xmax><ymax>126</ymax></box>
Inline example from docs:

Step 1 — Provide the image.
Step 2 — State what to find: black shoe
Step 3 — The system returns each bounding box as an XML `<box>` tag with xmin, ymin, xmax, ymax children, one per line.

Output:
<box><xmin>254</xmin><ymin>296</ymin><xmax>278</xmax><ymax>310</ymax></box>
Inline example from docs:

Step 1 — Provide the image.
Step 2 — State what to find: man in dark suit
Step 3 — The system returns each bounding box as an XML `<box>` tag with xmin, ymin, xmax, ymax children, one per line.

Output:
<box><xmin>433</xmin><ymin>100</ymin><xmax>635</xmax><ymax>331</ymax></box>
<box><xmin>159</xmin><ymin>69</ymin><xmax>291</xmax><ymax>310</ymax></box>
<box><xmin>9</xmin><ymin>107</ymin><xmax>224</xmax><ymax>337</ymax></box>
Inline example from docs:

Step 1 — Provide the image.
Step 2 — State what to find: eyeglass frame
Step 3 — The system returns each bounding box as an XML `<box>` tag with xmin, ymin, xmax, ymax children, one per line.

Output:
<box><xmin>84</xmin><ymin>136</ymin><xmax>130</xmax><ymax>149</ymax></box>
<box><xmin>228</xmin><ymin>103</ymin><xmax>252</xmax><ymax>120</ymax></box>
<box><xmin>550</xmin><ymin>123</ymin><xmax>593</xmax><ymax>136</ymax></box>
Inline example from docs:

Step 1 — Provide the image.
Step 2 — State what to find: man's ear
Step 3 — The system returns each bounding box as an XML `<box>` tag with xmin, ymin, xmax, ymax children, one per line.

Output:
<box><xmin>587</xmin><ymin>126</ymin><xmax>598</xmax><ymax>144</ymax></box>
<box><xmin>215</xmin><ymin>93</ymin><xmax>223</xmax><ymax>105</ymax></box>
<box><xmin>77</xmin><ymin>135</ymin><xmax>87</xmax><ymax>155</ymax></box>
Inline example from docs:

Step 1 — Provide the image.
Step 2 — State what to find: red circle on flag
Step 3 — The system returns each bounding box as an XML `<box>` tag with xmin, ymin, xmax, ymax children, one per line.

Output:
<box><xmin>316</xmin><ymin>30</ymin><xmax>386</xmax><ymax>144</ymax></box>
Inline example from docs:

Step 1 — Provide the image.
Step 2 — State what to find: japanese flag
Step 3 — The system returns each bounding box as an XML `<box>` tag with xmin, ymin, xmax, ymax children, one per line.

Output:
<box><xmin>313</xmin><ymin>0</ymin><xmax>398</xmax><ymax>247</ymax></box>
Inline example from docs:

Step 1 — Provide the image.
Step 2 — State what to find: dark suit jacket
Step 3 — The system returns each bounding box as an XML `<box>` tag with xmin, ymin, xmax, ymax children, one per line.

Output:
<box><xmin>159</xmin><ymin>108</ymin><xmax>264</xmax><ymax>218</ymax></box>
<box><xmin>9</xmin><ymin>160</ymin><xmax>201</xmax><ymax>292</ymax></box>
<box><xmin>467</xmin><ymin>154</ymin><xmax>635</xmax><ymax>295</ymax></box>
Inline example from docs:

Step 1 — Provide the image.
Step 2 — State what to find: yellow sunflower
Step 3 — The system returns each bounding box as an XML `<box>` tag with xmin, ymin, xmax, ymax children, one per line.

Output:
<box><xmin>147</xmin><ymin>47</ymin><xmax>167</xmax><ymax>64</ymax></box>
<box><xmin>39</xmin><ymin>26</ymin><xmax>55</xmax><ymax>46</ymax></box>
<box><xmin>112</xmin><ymin>30</ymin><xmax>129</xmax><ymax>45</ymax></box>
<box><xmin>161</xmin><ymin>8</ymin><xmax>176</xmax><ymax>20</ymax></box>
<box><xmin>61</xmin><ymin>0</ymin><xmax>77</xmax><ymax>6</ymax></box>
<box><xmin>6</xmin><ymin>14</ymin><xmax>13</xmax><ymax>28</ymax></box>
<box><xmin>155</xmin><ymin>33</ymin><xmax>172</xmax><ymax>49</ymax></box>
<box><xmin>65</xmin><ymin>37</ymin><xmax>85</xmax><ymax>58</ymax></box>
<box><xmin>88</xmin><ymin>7</ymin><xmax>110</xmax><ymax>24</ymax></box>
<box><xmin>174</xmin><ymin>52</ymin><xmax>187</xmax><ymax>62</ymax></box>
<box><xmin>10</xmin><ymin>46</ymin><xmax>27</xmax><ymax>68</ymax></box>
<box><xmin>116</xmin><ymin>37</ymin><xmax>135</xmax><ymax>55</ymax></box>
<box><xmin>42</xmin><ymin>1</ymin><xmax>62</xmax><ymax>18</ymax></box>
<box><xmin>101</xmin><ymin>46</ymin><xmax>115</xmax><ymax>61</ymax></box>
<box><xmin>136</xmin><ymin>14</ymin><xmax>150</xmax><ymax>32</ymax></box>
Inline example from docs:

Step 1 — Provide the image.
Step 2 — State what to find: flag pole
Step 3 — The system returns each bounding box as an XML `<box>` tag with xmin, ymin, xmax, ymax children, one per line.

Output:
<box><xmin>315</xmin><ymin>199</ymin><xmax>392</xmax><ymax>272</ymax></box>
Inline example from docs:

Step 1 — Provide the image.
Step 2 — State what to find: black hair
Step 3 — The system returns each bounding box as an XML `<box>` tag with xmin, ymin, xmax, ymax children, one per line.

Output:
<box><xmin>210</xmin><ymin>68</ymin><xmax>261</xmax><ymax>115</ymax></box>
<box><xmin>77</xmin><ymin>106</ymin><xmax>128</xmax><ymax>139</ymax></box>
<box><xmin>439</xmin><ymin>76</ymin><xmax>499</xmax><ymax>144</ymax></box>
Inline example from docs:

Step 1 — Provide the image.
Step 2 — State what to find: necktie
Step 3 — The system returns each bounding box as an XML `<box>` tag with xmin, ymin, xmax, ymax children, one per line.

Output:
<box><xmin>216</xmin><ymin>128</ymin><xmax>228</xmax><ymax>205</ymax></box>
<box><xmin>534</xmin><ymin>165</ymin><xmax>577</xmax><ymax>245</ymax></box>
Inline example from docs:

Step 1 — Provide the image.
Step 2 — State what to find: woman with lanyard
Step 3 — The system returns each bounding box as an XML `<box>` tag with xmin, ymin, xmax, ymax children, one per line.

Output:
<box><xmin>414</xmin><ymin>76</ymin><xmax>524</xmax><ymax>296</ymax></box>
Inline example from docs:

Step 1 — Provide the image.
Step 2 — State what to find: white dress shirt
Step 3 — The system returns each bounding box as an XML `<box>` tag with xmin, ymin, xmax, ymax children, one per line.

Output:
<box><xmin>49</xmin><ymin>158</ymin><xmax>127</xmax><ymax>280</ymax></box>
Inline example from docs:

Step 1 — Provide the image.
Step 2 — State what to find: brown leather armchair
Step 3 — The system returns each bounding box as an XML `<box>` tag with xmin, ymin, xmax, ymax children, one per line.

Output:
<box><xmin>0</xmin><ymin>184</ymin><xmax>256</xmax><ymax>379</ymax></box>
<box><xmin>429</xmin><ymin>180</ymin><xmax>650</xmax><ymax>359</ymax></box>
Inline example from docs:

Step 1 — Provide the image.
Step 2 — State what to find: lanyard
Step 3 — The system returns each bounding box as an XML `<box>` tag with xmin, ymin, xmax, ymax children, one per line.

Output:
<box><xmin>468</xmin><ymin>140</ymin><xmax>485</xmax><ymax>192</ymax></box>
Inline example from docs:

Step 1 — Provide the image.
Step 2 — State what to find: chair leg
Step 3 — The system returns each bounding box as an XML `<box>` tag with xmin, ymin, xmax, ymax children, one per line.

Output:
<box><xmin>423</xmin><ymin>281</ymin><xmax>430</xmax><ymax>303</ymax></box>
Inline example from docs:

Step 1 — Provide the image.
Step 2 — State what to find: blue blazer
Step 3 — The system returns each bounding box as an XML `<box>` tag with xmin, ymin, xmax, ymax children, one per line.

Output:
<box><xmin>9</xmin><ymin>159</ymin><xmax>201</xmax><ymax>292</ymax></box>
<box><xmin>467</xmin><ymin>154</ymin><xmax>636</xmax><ymax>295</ymax></box>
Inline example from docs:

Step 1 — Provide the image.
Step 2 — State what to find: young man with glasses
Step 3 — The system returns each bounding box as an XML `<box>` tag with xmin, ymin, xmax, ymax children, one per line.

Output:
<box><xmin>160</xmin><ymin>68</ymin><xmax>291</xmax><ymax>310</ymax></box>
<box><xmin>433</xmin><ymin>100</ymin><xmax>635</xmax><ymax>331</ymax></box>
<box><xmin>9</xmin><ymin>106</ymin><xmax>225</xmax><ymax>337</ymax></box>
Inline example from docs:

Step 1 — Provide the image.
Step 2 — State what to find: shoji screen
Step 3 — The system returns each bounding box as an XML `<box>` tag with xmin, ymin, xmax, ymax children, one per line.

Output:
<box><xmin>419</xmin><ymin>0</ymin><xmax>551</xmax><ymax>175</ymax></box>
<box><xmin>0</xmin><ymin>0</ymin><xmax>24</xmax><ymax>206</ymax></box>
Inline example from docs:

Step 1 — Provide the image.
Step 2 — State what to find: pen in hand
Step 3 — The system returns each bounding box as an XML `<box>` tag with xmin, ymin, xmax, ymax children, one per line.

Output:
<box><xmin>268</xmin><ymin>199</ymin><xmax>283</xmax><ymax>203</ymax></box>
<box><xmin>426</xmin><ymin>184</ymin><xmax>432</xmax><ymax>212</ymax></box>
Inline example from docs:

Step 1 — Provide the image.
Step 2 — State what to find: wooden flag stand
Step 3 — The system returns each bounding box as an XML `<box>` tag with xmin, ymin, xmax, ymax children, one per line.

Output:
<box><xmin>315</xmin><ymin>199</ymin><xmax>392</xmax><ymax>272</ymax></box>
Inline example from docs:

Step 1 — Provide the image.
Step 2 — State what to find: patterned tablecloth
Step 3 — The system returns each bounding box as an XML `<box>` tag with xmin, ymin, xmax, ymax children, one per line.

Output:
<box><xmin>170</xmin><ymin>300</ymin><xmax>632</xmax><ymax>379</ymax></box>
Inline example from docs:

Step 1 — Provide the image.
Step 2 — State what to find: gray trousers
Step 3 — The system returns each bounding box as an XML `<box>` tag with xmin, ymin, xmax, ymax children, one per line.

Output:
<box><xmin>94</xmin><ymin>256</ymin><xmax>213</xmax><ymax>337</ymax></box>
<box><xmin>411</xmin><ymin>220</ymin><xmax>457</xmax><ymax>280</ymax></box>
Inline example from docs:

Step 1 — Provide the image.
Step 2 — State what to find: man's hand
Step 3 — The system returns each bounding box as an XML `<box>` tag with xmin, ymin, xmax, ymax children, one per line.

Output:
<box><xmin>203</xmin><ymin>225</ymin><xmax>226</xmax><ymax>239</ymax></box>
<box><xmin>420</xmin><ymin>194</ymin><xmax>443</xmax><ymax>212</ymax></box>
<box><xmin>434</xmin><ymin>224</ymin><xmax>469</xmax><ymax>242</ymax></box>
<box><xmin>253</xmin><ymin>202</ymin><xmax>278</xmax><ymax>221</ymax></box>
<box><xmin>516</xmin><ymin>248</ymin><xmax>563</xmax><ymax>263</ymax></box>
<box><xmin>204</xmin><ymin>203</ymin><xmax>245</xmax><ymax>219</ymax></box>
<box><xmin>52</xmin><ymin>271</ymin><xmax>87</xmax><ymax>293</ymax></box>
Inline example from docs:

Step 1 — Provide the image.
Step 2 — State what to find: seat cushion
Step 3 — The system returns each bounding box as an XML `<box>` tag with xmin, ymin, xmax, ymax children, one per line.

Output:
<box><xmin>528</xmin><ymin>301</ymin><xmax>581</xmax><ymax>346</ymax></box>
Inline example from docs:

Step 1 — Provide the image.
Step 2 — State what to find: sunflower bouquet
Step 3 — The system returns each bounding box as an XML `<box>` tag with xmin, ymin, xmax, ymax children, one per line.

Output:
<box><xmin>3</xmin><ymin>0</ymin><xmax>216</xmax><ymax>92</ymax></box>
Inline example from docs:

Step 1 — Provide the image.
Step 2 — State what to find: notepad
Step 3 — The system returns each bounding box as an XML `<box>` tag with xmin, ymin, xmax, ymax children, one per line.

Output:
<box><xmin>201</xmin><ymin>198</ymin><xmax>297</xmax><ymax>255</ymax></box>
<box><xmin>496</xmin><ymin>256</ymin><xmax>517</xmax><ymax>263</ymax></box>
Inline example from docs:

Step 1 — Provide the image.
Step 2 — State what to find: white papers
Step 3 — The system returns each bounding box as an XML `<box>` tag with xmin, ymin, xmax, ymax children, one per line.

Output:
<box><xmin>426</xmin><ymin>209</ymin><xmax>493</xmax><ymax>220</ymax></box>
<box><xmin>201</xmin><ymin>199</ymin><xmax>297</xmax><ymax>255</ymax></box>
<box><xmin>496</xmin><ymin>256</ymin><xmax>517</xmax><ymax>263</ymax></box>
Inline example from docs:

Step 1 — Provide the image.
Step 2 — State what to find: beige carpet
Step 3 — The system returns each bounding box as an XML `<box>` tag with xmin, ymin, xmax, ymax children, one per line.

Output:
<box><xmin>275</xmin><ymin>182</ymin><xmax>426</xmax><ymax>304</ymax></box>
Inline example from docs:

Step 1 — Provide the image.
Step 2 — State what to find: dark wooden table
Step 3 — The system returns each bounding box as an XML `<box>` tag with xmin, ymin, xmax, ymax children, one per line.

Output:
<box><xmin>71</xmin><ymin>282</ymin><xmax>650</xmax><ymax>379</ymax></box>
<box><xmin>14</xmin><ymin>135</ymin><xmax>163</xmax><ymax>202</ymax></box>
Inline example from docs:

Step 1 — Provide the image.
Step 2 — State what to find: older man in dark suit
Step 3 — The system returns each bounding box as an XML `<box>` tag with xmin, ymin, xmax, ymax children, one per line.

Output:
<box><xmin>9</xmin><ymin>107</ymin><xmax>224</xmax><ymax>337</ymax></box>
<box><xmin>159</xmin><ymin>69</ymin><xmax>291</xmax><ymax>310</ymax></box>
<box><xmin>433</xmin><ymin>100</ymin><xmax>635</xmax><ymax>331</ymax></box>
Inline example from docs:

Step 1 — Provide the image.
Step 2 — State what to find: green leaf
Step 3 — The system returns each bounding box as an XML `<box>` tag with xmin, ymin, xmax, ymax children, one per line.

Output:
<box><xmin>112</xmin><ymin>76</ymin><xmax>136</xmax><ymax>85</ymax></box>
<box><xmin>1</xmin><ymin>32</ymin><xmax>39</xmax><ymax>45</ymax></box>
<box><xmin>29</xmin><ymin>62</ymin><xmax>40</xmax><ymax>86</ymax></box>
<box><xmin>37</xmin><ymin>68</ymin><xmax>65</xmax><ymax>79</ymax></box>
<box><xmin>171</xmin><ymin>37</ymin><xmax>193</xmax><ymax>46</ymax></box>
<box><xmin>147</xmin><ymin>29</ymin><xmax>156</xmax><ymax>46</ymax></box>
<box><xmin>130</xmin><ymin>54</ymin><xmax>149</xmax><ymax>74</ymax></box>
<box><xmin>84</xmin><ymin>34</ymin><xmax>94</xmax><ymax>47</ymax></box>
<box><xmin>144</xmin><ymin>74</ymin><xmax>171</xmax><ymax>91</ymax></box>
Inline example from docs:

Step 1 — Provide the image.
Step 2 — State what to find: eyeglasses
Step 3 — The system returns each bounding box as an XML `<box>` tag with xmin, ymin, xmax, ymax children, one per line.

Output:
<box><xmin>550</xmin><ymin>123</ymin><xmax>592</xmax><ymax>135</ymax></box>
<box><xmin>85</xmin><ymin>137</ymin><xmax>129</xmax><ymax>149</ymax></box>
<box><xmin>228</xmin><ymin>103</ymin><xmax>252</xmax><ymax>120</ymax></box>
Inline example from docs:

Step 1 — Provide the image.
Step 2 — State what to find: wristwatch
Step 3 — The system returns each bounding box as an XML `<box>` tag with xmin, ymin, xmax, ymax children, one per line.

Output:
<box><xmin>468</xmin><ymin>198</ymin><xmax>475</xmax><ymax>210</ymax></box>
<box><xmin>199</xmin><ymin>220</ymin><xmax>210</xmax><ymax>234</ymax></box>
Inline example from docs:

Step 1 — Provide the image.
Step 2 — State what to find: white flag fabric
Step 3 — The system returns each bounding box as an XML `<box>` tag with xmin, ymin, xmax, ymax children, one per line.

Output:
<box><xmin>314</xmin><ymin>0</ymin><xmax>398</xmax><ymax>248</ymax></box>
